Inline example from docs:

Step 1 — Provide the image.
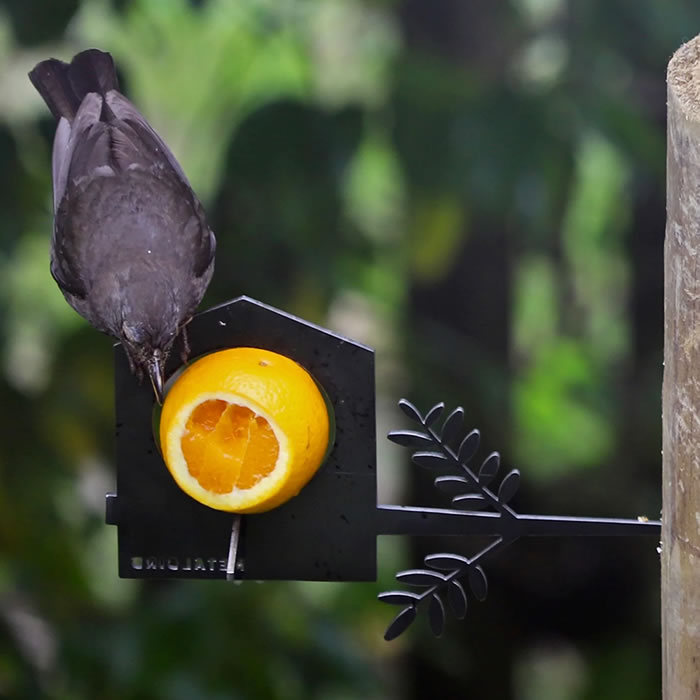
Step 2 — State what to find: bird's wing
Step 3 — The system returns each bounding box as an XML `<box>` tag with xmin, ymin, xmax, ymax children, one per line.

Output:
<box><xmin>105</xmin><ymin>90</ymin><xmax>191</xmax><ymax>186</ymax></box>
<box><xmin>104</xmin><ymin>90</ymin><xmax>216</xmax><ymax>279</ymax></box>
<box><xmin>52</xmin><ymin>92</ymin><xmax>106</xmax><ymax>212</ymax></box>
<box><xmin>179</xmin><ymin>197</ymin><xmax>217</xmax><ymax>280</ymax></box>
<box><xmin>52</xmin><ymin>117</ymin><xmax>71</xmax><ymax>212</ymax></box>
<box><xmin>51</xmin><ymin>92</ymin><xmax>111</xmax><ymax>299</ymax></box>
<box><xmin>49</xmin><ymin>236</ymin><xmax>87</xmax><ymax>299</ymax></box>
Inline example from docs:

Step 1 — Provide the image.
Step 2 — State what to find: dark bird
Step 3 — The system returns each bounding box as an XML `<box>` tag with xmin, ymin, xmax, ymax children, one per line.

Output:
<box><xmin>29</xmin><ymin>48</ymin><xmax>216</xmax><ymax>403</ymax></box>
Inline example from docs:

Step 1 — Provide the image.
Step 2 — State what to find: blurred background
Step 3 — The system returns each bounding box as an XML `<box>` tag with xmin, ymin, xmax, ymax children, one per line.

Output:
<box><xmin>0</xmin><ymin>0</ymin><xmax>685</xmax><ymax>697</ymax></box>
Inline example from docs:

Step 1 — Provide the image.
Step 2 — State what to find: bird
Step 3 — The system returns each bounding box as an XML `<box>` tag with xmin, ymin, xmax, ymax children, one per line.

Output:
<box><xmin>29</xmin><ymin>48</ymin><xmax>216</xmax><ymax>403</ymax></box>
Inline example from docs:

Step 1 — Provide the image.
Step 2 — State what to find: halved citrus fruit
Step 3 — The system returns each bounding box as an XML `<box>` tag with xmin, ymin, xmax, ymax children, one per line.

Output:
<box><xmin>159</xmin><ymin>347</ymin><xmax>330</xmax><ymax>513</ymax></box>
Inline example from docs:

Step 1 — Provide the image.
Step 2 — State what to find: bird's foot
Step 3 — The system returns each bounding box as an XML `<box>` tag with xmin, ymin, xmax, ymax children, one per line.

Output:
<box><xmin>180</xmin><ymin>323</ymin><xmax>191</xmax><ymax>365</ymax></box>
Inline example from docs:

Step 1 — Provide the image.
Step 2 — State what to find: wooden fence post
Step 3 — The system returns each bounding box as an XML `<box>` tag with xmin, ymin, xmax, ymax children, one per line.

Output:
<box><xmin>664</xmin><ymin>35</ymin><xmax>700</xmax><ymax>699</ymax></box>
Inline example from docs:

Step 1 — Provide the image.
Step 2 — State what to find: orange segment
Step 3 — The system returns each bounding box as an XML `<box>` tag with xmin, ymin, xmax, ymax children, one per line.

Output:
<box><xmin>236</xmin><ymin>414</ymin><xmax>280</xmax><ymax>489</ymax></box>
<box><xmin>181</xmin><ymin>400</ymin><xmax>230</xmax><ymax>489</ymax></box>
<box><xmin>182</xmin><ymin>401</ymin><xmax>242</xmax><ymax>493</ymax></box>
<box><xmin>159</xmin><ymin>347</ymin><xmax>330</xmax><ymax>513</ymax></box>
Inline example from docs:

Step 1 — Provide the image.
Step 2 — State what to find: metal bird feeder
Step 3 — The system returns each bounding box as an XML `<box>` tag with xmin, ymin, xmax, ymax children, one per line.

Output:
<box><xmin>106</xmin><ymin>296</ymin><xmax>660</xmax><ymax>640</ymax></box>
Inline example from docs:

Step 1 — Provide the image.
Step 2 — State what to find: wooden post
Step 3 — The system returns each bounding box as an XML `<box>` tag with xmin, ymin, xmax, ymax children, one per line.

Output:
<box><xmin>664</xmin><ymin>35</ymin><xmax>700</xmax><ymax>699</ymax></box>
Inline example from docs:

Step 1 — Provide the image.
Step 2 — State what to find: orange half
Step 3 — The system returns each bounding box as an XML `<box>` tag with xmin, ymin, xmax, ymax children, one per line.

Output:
<box><xmin>159</xmin><ymin>347</ymin><xmax>330</xmax><ymax>513</ymax></box>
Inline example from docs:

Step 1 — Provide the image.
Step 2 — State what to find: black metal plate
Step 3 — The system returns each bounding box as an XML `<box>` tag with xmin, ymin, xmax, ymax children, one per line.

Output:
<box><xmin>108</xmin><ymin>296</ymin><xmax>377</xmax><ymax>581</ymax></box>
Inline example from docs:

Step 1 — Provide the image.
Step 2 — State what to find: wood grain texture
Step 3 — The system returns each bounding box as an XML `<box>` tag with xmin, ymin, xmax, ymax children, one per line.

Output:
<box><xmin>664</xmin><ymin>34</ymin><xmax>700</xmax><ymax>700</ymax></box>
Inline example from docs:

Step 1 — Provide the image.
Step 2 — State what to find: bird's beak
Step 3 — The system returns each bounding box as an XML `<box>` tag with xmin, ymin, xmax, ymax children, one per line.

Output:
<box><xmin>147</xmin><ymin>351</ymin><xmax>165</xmax><ymax>405</ymax></box>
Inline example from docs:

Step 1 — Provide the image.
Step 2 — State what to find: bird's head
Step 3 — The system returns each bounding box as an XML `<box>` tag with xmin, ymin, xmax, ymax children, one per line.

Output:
<box><xmin>120</xmin><ymin>321</ymin><xmax>178</xmax><ymax>404</ymax></box>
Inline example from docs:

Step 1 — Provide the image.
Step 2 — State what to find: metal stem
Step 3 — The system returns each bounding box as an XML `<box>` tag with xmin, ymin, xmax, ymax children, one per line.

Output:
<box><xmin>376</xmin><ymin>504</ymin><xmax>661</xmax><ymax>538</ymax></box>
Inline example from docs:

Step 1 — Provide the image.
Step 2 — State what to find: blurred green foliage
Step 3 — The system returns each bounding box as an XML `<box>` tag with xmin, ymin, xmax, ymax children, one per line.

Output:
<box><xmin>0</xmin><ymin>0</ymin><xmax>683</xmax><ymax>697</ymax></box>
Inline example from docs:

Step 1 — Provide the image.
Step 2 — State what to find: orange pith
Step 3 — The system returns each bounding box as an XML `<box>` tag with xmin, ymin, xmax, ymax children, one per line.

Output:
<box><xmin>181</xmin><ymin>400</ymin><xmax>279</xmax><ymax>494</ymax></box>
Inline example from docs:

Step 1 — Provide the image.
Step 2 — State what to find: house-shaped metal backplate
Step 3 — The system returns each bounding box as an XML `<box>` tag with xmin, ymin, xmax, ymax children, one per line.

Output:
<box><xmin>107</xmin><ymin>297</ymin><xmax>376</xmax><ymax>581</ymax></box>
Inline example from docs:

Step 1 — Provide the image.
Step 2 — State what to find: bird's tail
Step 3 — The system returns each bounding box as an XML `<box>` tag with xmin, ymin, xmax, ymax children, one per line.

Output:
<box><xmin>29</xmin><ymin>49</ymin><xmax>118</xmax><ymax>121</ymax></box>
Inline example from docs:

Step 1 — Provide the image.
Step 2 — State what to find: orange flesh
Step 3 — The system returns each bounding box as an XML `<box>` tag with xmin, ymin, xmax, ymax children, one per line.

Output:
<box><xmin>181</xmin><ymin>400</ymin><xmax>280</xmax><ymax>494</ymax></box>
